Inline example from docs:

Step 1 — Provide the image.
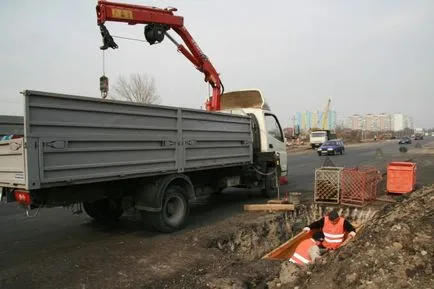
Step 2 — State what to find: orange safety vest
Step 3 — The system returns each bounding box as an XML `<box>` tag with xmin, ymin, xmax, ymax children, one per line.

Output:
<box><xmin>322</xmin><ymin>216</ymin><xmax>345</xmax><ymax>249</ymax></box>
<box><xmin>289</xmin><ymin>238</ymin><xmax>316</xmax><ymax>265</ymax></box>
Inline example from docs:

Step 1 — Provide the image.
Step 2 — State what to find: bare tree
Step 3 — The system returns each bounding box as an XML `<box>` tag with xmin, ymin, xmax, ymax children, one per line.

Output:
<box><xmin>111</xmin><ymin>73</ymin><xmax>161</xmax><ymax>104</ymax></box>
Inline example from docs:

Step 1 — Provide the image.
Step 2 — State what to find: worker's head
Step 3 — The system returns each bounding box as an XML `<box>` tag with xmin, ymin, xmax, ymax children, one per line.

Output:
<box><xmin>312</xmin><ymin>231</ymin><xmax>324</xmax><ymax>245</ymax></box>
<box><xmin>328</xmin><ymin>210</ymin><xmax>340</xmax><ymax>224</ymax></box>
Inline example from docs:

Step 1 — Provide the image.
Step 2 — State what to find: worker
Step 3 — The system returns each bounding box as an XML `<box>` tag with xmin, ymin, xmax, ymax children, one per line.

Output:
<box><xmin>303</xmin><ymin>210</ymin><xmax>356</xmax><ymax>250</ymax></box>
<box><xmin>289</xmin><ymin>231</ymin><xmax>324</xmax><ymax>266</ymax></box>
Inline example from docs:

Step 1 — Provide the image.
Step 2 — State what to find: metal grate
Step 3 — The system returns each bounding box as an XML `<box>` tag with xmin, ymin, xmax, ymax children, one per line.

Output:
<box><xmin>340</xmin><ymin>167</ymin><xmax>382</xmax><ymax>207</ymax></box>
<box><xmin>314</xmin><ymin>167</ymin><xmax>343</xmax><ymax>204</ymax></box>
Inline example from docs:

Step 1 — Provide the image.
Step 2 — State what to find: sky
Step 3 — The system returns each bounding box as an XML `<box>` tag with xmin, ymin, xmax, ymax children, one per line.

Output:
<box><xmin>0</xmin><ymin>0</ymin><xmax>433</xmax><ymax>128</ymax></box>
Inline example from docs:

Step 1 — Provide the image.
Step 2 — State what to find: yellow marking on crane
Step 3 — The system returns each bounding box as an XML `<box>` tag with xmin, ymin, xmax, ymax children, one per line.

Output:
<box><xmin>112</xmin><ymin>9</ymin><xmax>133</xmax><ymax>20</ymax></box>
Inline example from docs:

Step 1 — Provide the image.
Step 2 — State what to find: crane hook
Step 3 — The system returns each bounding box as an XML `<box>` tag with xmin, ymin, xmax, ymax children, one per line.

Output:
<box><xmin>99</xmin><ymin>24</ymin><xmax>118</xmax><ymax>50</ymax></box>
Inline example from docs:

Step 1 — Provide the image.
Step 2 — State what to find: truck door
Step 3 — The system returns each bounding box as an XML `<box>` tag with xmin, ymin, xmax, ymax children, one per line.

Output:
<box><xmin>264</xmin><ymin>113</ymin><xmax>288</xmax><ymax>176</ymax></box>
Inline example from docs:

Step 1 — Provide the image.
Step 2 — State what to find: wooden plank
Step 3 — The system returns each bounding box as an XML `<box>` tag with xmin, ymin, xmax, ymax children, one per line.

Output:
<box><xmin>267</xmin><ymin>199</ymin><xmax>289</xmax><ymax>204</ymax></box>
<box><xmin>244</xmin><ymin>204</ymin><xmax>295</xmax><ymax>211</ymax></box>
<box><xmin>375</xmin><ymin>196</ymin><xmax>397</xmax><ymax>203</ymax></box>
<box><xmin>262</xmin><ymin>230</ymin><xmax>310</xmax><ymax>260</ymax></box>
<box><xmin>262</xmin><ymin>223</ymin><xmax>365</xmax><ymax>260</ymax></box>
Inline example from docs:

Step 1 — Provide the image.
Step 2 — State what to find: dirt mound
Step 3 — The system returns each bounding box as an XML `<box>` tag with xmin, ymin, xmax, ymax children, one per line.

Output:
<box><xmin>273</xmin><ymin>186</ymin><xmax>434</xmax><ymax>289</ymax></box>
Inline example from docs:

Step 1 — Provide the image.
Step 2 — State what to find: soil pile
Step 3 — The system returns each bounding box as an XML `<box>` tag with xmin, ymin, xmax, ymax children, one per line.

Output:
<box><xmin>274</xmin><ymin>186</ymin><xmax>434</xmax><ymax>289</ymax></box>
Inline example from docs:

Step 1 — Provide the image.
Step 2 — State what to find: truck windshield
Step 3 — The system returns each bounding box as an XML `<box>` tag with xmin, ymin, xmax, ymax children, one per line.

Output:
<box><xmin>311</xmin><ymin>132</ymin><xmax>326</xmax><ymax>137</ymax></box>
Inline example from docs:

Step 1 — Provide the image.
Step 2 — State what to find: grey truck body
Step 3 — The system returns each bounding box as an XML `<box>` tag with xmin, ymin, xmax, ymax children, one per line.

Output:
<box><xmin>0</xmin><ymin>90</ymin><xmax>285</xmax><ymax>233</ymax></box>
<box><xmin>0</xmin><ymin>90</ymin><xmax>253</xmax><ymax>191</ymax></box>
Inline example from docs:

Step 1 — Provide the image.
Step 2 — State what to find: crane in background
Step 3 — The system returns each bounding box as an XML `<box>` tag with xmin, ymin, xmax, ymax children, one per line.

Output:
<box><xmin>309</xmin><ymin>98</ymin><xmax>335</xmax><ymax>149</ymax></box>
<box><xmin>321</xmin><ymin>98</ymin><xmax>331</xmax><ymax>130</ymax></box>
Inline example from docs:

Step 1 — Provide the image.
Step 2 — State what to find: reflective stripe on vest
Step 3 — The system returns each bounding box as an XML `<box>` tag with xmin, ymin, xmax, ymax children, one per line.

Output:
<box><xmin>322</xmin><ymin>216</ymin><xmax>345</xmax><ymax>249</ymax></box>
<box><xmin>289</xmin><ymin>238</ymin><xmax>316</xmax><ymax>265</ymax></box>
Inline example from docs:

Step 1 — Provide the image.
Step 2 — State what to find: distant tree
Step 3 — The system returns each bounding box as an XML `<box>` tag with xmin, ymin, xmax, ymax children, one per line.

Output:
<box><xmin>111</xmin><ymin>73</ymin><xmax>160</xmax><ymax>104</ymax></box>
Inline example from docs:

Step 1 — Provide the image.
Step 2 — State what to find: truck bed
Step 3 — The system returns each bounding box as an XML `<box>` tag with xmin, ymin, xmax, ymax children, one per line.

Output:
<box><xmin>0</xmin><ymin>90</ymin><xmax>253</xmax><ymax>190</ymax></box>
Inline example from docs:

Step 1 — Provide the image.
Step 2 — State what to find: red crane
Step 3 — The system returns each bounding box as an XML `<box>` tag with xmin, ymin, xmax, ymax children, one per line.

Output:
<box><xmin>96</xmin><ymin>0</ymin><xmax>224</xmax><ymax>111</ymax></box>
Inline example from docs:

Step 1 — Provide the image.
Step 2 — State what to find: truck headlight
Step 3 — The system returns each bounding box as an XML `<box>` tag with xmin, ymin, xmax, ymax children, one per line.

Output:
<box><xmin>327</xmin><ymin>148</ymin><xmax>333</xmax><ymax>150</ymax></box>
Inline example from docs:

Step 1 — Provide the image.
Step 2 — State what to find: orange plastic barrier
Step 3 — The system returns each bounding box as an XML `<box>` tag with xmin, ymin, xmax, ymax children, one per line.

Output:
<box><xmin>386</xmin><ymin>162</ymin><xmax>417</xmax><ymax>194</ymax></box>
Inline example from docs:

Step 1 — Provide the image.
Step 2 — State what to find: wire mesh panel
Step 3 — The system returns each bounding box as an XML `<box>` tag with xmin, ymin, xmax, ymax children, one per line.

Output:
<box><xmin>340</xmin><ymin>167</ymin><xmax>382</xmax><ymax>207</ymax></box>
<box><xmin>314</xmin><ymin>167</ymin><xmax>343</xmax><ymax>204</ymax></box>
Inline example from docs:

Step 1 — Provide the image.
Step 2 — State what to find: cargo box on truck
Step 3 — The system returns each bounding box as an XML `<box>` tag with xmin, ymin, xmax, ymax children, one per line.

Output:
<box><xmin>0</xmin><ymin>89</ymin><xmax>287</xmax><ymax>232</ymax></box>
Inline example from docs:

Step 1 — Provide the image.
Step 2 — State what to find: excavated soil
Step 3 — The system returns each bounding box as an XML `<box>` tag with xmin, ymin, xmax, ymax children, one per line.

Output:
<box><xmin>270</xmin><ymin>186</ymin><xmax>434</xmax><ymax>289</ymax></box>
<box><xmin>144</xmin><ymin>203</ymin><xmax>380</xmax><ymax>289</ymax></box>
<box><xmin>145</xmin><ymin>186</ymin><xmax>433</xmax><ymax>289</ymax></box>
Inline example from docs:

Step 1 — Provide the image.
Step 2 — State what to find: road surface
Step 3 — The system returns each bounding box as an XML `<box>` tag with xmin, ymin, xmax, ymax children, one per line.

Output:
<box><xmin>285</xmin><ymin>139</ymin><xmax>426</xmax><ymax>197</ymax></box>
<box><xmin>0</xmin><ymin>138</ymin><xmax>431</xmax><ymax>288</ymax></box>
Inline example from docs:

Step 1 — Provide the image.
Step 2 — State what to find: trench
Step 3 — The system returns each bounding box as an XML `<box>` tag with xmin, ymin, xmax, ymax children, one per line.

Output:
<box><xmin>209</xmin><ymin>203</ymin><xmax>379</xmax><ymax>259</ymax></box>
<box><xmin>204</xmin><ymin>202</ymin><xmax>380</xmax><ymax>288</ymax></box>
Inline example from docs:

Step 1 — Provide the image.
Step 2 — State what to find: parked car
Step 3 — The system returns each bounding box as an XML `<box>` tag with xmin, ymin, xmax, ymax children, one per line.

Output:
<box><xmin>317</xmin><ymin>139</ymin><xmax>345</xmax><ymax>156</ymax></box>
<box><xmin>398</xmin><ymin>137</ymin><xmax>412</xmax><ymax>144</ymax></box>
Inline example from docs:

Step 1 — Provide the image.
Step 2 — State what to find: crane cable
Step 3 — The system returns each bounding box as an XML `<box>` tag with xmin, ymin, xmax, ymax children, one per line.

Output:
<box><xmin>104</xmin><ymin>34</ymin><xmax>225</xmax><ymax>104</ymax></box>
<box><xmin>102</xmin><ymin>49</ymin><xmax>105</xmax><ymax>75</ymax></box>
<box><xmin>112</xmin><ymin>35</ymin><xmax>147</xmax><ymax>43</ymax></box>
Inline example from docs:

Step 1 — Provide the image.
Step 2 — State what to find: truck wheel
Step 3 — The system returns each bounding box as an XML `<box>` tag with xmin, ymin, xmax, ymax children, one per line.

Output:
<box><xmin>142</xmin><ymin>185</ymin><xmax>189</xmax><ymax>233</ymax></box>
<box><xmin>83</xmin><ymin>199</ymin><xmax>123</xmax><ymax>222</ymax></box>
<box><xmin>261</xmin><ymin>166</ymin><xmax>278</xmax><ymax>198</ymax></box>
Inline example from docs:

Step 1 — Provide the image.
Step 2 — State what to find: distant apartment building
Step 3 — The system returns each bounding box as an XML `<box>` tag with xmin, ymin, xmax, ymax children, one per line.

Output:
<box><xmin>362</xmin><ymin>113</ymin><xmax>392</xmax><ymax>131</ymax></box>
<box><xmin>404</xmin><ymin>115</ymin><xmax>414</xmax><ymax>130</ymax></box>
<box><xmin>392</xmin><ymin>114</ymin><xmax>404</xmax><ymax>131</ymax></box>
<box><xmin>347</xmin><ymin>113</ymin><xmax>412</xmax><ymax>132</ymax></box>
<box><xmin>348</xmin><ymin>114</ymin><xmax>363</xmax><ymax>130</ymax></box>
<box><xmin>295</xmin><ymin>110</ymin><xmax>337</xmax><ymax>131</ymax></box>
<box><xmin>391</xmin><ymin>114</ymin><xmax>414</xmax><ymax>131</ymax></box>
<box><xmin>378</xmin><ymin>113</ymin><xmax>392</xmax><ymax>131</ymax></box>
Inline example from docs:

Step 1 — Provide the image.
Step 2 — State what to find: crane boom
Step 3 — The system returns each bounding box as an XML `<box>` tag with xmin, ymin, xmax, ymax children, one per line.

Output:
<box><xmin>96</xmin><ymin>0</ymin><xmax>223</xmax><ymax>111</ymax></box>
<box><xmin>321</xmin><ymin>98</ymin><xmax>331</xmax><ymax>130</ymax></box>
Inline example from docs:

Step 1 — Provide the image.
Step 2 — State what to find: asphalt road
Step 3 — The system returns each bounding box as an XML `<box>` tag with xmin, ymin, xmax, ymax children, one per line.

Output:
<box><xmin>0</xmin><ymin>137</ymin><xmax>431</xmax><ymax>288</ymax></box>
<box><xmin>285</xmin><ymin>138</ymin><xmax>431</xmax><ymax>197</ymax></box>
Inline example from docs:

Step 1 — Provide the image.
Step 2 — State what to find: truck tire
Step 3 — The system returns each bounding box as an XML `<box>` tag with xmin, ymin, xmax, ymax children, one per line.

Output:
<box><xmin>261</xmin><ymin>166</ymin><xmax>278</xmax><ymax>198</ymax></box>
<box><xmin>83</xmin><ymin>198</ymin><xmax>123</xmax><ymax>222</ymax></box>
<box><xmin>141</xmin><ymin>185</ymin><xmax>189</xmax><ymax>233</ymax></box>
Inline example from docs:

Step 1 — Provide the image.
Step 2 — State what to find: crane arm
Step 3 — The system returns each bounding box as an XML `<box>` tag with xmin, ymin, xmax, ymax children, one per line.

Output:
<box><xmin>96</xmin><ymin>0</ymin><xmax>223</xmax><ymax>111</ymax></box>
<box><xmin>321</xmin><ymin>98</ymin><xmax>331</xmax><ymax>130</ymax></box>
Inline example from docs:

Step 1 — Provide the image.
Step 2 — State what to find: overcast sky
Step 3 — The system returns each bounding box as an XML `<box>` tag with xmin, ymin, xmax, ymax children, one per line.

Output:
<box><xmin>1</xmin><ymin>0</ymin><xmax>433</xmax><ymax>128</ymax></box>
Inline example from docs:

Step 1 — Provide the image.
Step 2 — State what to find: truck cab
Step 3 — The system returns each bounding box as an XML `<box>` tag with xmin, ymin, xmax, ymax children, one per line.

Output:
<box><xmin>219</xmin><ymin>89</ymin><xmax>288</xmax><ymax>182</ymax></box>
<box><xmin>414</xmin><ymin>128</ymin><xmax>424</xmax><ymax>140</ymax></box>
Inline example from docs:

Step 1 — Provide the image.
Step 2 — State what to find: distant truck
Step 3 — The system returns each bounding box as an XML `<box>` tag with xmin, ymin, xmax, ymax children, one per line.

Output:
<box><xmin>309</xmin><ymin>129</ymin><xmax>336</xmax><ymax>149</ymax></box>
<box><xmin>414</xmin><ymin>128</ymin><xmax>424</xmax><ymax>140</ymax></box>
<box><xmin>0</xmin><ymin>115</ymin><xmax>24</xmax><ymax>139</ymax></box>
<box><xmin>0</xmin><ymin>89</ymin><xmax>287</xmax><ymax>233</ymax></box>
